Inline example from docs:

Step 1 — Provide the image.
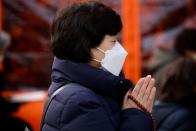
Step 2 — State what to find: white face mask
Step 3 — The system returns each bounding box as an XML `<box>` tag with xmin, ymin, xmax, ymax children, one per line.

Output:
<box><xmin>93</xmin><ymin>41</ymin><xmax>128</xmax><ymax>76</ymax></box>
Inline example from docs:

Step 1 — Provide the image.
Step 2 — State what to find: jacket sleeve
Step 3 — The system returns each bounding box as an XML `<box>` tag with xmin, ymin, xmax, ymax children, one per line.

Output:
<box><xmin>120</xmin><ymin>109</ymin><xmax>153</xmax><ymax>131</ymax></box>
<box><xmin>60</xmin><ymin>91</ymin><xmax>153</xmax><ymax>131</ymax></box>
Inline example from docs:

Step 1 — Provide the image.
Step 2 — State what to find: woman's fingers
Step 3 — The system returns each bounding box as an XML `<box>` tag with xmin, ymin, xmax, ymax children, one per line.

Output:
<box><xmin>126</xmin><ymin>76</ymin><xmax>156</xmax><ymax>113</ymax></box>
<box><xmin>142</xmin><ymin>78</ymin><xmax>155</xmax><ymax>103</ymax></box>
<box><xmin>137</xmin><ymin>75</ymin><xmax>151</xmax><ymax>100</ymax></box>
<box><xmin>147</xmin><ymin>87</ymin><xmax>156</xmax><ymax>112</ymax></box>
<box><xmin>132</xmin><ymin>78</ymin><xmax>145</xmax><ymax>98</ymax></box>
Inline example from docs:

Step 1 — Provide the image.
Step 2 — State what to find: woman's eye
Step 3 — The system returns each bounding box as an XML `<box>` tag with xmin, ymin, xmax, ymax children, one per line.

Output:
<box><xmin>112</xmin><ymin>40</ymin><xmax>116</xmax><ymax>43</ymax></box>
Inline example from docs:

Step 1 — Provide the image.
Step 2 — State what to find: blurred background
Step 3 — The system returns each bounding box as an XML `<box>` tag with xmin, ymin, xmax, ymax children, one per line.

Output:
<box><xmin>0</xmin><ymin>0</ymin><xmax>195</xmax><ymax>131</ymax></box>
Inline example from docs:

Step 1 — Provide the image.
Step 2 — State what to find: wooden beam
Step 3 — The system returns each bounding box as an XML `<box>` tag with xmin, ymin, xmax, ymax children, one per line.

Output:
<box><xmin>122</xmin><ymin>0</ymin><xmax>141</xmax><ymax>84</ymax></box>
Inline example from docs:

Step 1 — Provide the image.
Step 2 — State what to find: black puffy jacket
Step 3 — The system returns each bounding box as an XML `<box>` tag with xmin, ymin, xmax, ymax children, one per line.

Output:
<box><xmin>153</xmin><ymin>102</ymin><xmax>195</xmax><ymax>131</ymax></box>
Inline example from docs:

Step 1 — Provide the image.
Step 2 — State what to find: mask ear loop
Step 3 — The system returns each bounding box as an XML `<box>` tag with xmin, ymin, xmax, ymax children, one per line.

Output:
<box><xmin>96</xmin><ymin>48</ymin><xmax>106</xmax><ymax>54</ymax></box>
<box><xmin>92</xmin><ymin>58</ymin><xmax>102</xmax><ymax>63</ymax></box>
<box><xmin>91</xmin><ymin>47</ymin><xmax>106</xmax><ymax>63</ymax></box>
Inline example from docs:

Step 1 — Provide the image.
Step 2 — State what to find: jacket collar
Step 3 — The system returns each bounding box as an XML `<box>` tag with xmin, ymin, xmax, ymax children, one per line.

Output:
<box><xmin>50</xmin><ymin>57</ymin><xmax>133</xmax><ymax>103</ymax></box>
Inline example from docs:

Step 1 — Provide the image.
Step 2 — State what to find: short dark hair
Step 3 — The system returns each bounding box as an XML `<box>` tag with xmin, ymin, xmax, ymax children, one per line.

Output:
<box><xmin>159</xmin><ymin>57</ymin><xmax>196</xmax><ymax>105</ymax></box>
<box><xmin>174</xmin><ymin>29</ymin><xmax>196</xmax><ymax>55</ymax></box>
<box><xmin>50</xmin><ymin>1</ymin><xmax>122</xmax><ymax>63</ymax></box>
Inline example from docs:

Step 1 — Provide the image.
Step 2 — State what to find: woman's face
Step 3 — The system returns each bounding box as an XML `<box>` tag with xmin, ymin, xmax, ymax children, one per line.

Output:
<box><xmin>91</xmin><ymin>35</ymin><xmax>117</xmax><ymax>62</ymax></box>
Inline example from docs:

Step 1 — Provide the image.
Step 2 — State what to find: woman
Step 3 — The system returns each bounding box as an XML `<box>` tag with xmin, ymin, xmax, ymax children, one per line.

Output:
<box><xmin>41</xmin><ymin>1</ymin><xmax>156</xmax><ymax>131</ymax></box>
<box><xmin>153</xmin><ymin>58</ymin><xmax>196</xmax><ymax>131</ymax></box>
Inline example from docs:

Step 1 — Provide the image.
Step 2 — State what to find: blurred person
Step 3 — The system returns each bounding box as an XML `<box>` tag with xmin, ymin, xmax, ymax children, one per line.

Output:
<box><xmin>153</xmin><ymin>57</ymin><xmax>196</xmax><ymax>131</ymax></box>
<box><xmin>0</xmin><ymin>31</ymin><xmax>32</xmax><ymax>131</ymax></box>
<box><xmin>148</xmin><ymin>28</ymin><xmax>196</xmax><ymax>97</ymax></box>
<box><xmin>41</xmin><ymin>1</ymin><xmax>156</xmax><ymax>131</ymax></box>
<box><xmin>0</xmin><ymin>31</ymin><xmax>11</xmax><ymax>90</ymax></box>
<box><xmin>174</xmin><ymin>28</ymin><xmax>196</xmax><ymax>59</ymax></box>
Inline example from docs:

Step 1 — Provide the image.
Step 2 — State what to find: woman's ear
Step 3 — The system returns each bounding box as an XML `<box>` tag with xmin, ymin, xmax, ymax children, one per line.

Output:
<box><xmin>91</xmin><ymin>48</ymin><xmax>105</xmax><ymax>62</ymax></box>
